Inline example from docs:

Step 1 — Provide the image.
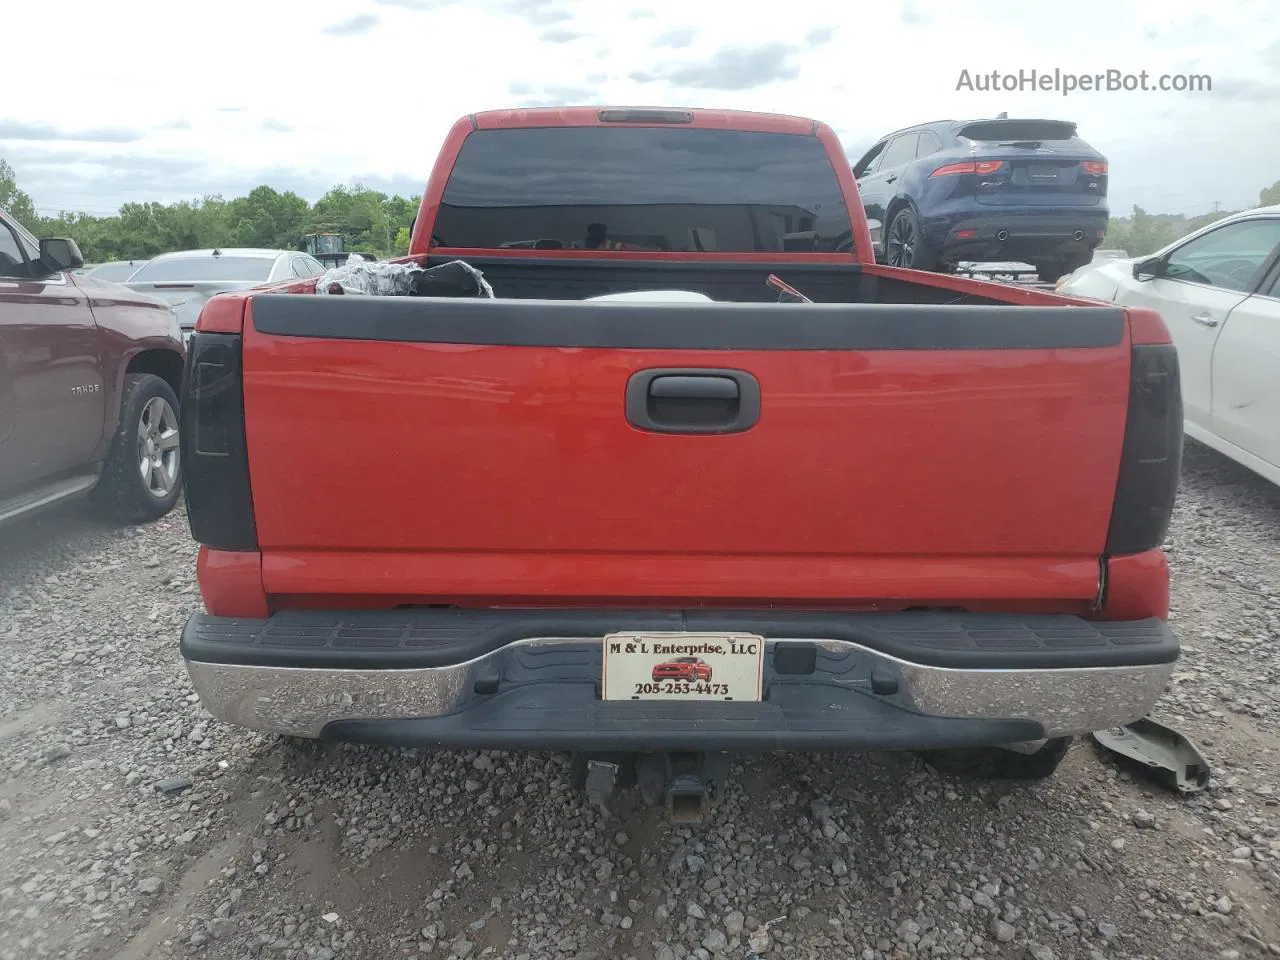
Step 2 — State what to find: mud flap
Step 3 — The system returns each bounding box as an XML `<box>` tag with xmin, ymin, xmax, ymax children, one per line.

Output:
<box><xmin>1091</xmin><ymin>718</ymin><xmax>1210</xmax><ymax>794</ymax></box>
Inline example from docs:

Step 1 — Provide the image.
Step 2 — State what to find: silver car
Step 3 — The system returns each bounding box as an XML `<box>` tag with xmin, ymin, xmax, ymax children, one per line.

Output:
<box><xmin>123</xmin><ymin>248</ymin><xmax>328</xmax><ymax>335</ymax></box>
<box><xmin>82</xmin><ymin>259</ymin><xmax>152</xmax><ymax>282</ymax></box>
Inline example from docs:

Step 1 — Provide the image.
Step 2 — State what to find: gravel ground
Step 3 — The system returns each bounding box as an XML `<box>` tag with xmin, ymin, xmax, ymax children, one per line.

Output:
<box><xmin>1</xmin><ymin>439</ymin><xmax>1278</xmax><ymax>960</ymax></box>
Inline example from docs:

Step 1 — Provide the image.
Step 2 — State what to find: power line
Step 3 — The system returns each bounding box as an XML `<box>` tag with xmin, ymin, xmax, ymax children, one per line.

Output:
<box><xmin>35</xmin><ymin>206</ymin><xmax>122</xmax><ymax>217</ymax></box>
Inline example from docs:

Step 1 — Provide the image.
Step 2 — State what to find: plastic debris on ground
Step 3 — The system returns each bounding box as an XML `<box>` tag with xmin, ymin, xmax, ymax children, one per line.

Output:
<box><xmin>316</xmin><ymin>256</ymin><xmax>494</xmax><ymax>298</ymax></box>
<box><xmin>1091</xmin><ymin>717</ymin><xmax>1211</xmax><ymax>793</ymax></box>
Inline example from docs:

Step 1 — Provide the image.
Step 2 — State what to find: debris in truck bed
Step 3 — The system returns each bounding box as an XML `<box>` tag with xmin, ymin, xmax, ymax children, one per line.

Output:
<box><xmin>766</xmin><ymin>273</ymin><xmax>813</xmax><ymax>302</ymax></box>
<box><xmin>316</xmin><ymin>257</ymin><xmax>494</xmax><ymax>298</ymax></box>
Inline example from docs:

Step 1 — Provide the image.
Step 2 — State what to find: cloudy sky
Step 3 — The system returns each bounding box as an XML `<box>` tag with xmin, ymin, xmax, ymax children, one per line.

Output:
<box><xmin>3</xmin><ymin>0</ymin><xmax>1275</xmax><ymax>218</ymax></box>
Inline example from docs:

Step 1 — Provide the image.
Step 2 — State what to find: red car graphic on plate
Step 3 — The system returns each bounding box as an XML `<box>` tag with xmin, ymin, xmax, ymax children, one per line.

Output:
<box><xmin>651</xmin><ymin>656</ymin><xmax>713</xmax><ymax>682</ymax></box>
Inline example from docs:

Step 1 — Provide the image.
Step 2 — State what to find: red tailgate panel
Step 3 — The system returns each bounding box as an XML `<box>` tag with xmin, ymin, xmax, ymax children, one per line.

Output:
<box><xmin>240</xmin><ymin>322</ymin><xmax>1129</xmax><ymax>604</ymax></box>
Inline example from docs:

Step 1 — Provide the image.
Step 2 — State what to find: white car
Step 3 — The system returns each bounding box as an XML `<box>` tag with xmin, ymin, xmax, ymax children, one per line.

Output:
<box><xmin>123</xmin><ymin>248</ymin><xmax>328</xmax><ymax>335</ymax></box>
<box><xmin>1059</xmin><ymin>205</ymin><xmax>1280</xmax><ymax>486</ymax></box>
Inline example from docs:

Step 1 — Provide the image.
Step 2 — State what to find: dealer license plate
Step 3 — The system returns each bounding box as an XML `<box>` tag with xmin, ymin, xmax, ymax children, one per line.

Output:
<box><xmin>602</xmin><ymin>632</ymin><xmax>765</xmax><ymax>702</ymax></box>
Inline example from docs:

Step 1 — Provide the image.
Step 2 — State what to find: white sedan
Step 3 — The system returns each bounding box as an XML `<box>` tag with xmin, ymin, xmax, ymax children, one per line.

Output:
<box><xmin>1059</xmin><ymin>205</ymin><xmax>1280</xmax><ymax>486</ymax></box>
<box><xmin>123</xmin><ymin>248</ymin><xmax>328</xmax><ymax>335</ymax></box>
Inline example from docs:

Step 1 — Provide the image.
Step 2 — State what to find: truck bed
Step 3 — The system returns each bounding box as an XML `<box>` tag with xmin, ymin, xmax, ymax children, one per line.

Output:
<box><xmin>413</xmin><ymin>256</ymin><xmax>1018</xmax><ymax>305</ymax></box>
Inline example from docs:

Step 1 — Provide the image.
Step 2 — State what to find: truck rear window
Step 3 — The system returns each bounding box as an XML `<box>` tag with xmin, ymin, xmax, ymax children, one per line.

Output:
<box><xmin>434</xmin><ymin>127</ymin><xmax>852</xmax><ymax>253</ymax></box>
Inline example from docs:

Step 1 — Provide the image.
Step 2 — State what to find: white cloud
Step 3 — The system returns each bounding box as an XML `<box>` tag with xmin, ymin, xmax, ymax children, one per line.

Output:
<box><xmin>1</xmin><ymin>0</ymin><xmax>1273</xmax><ymax>216</ymax></box>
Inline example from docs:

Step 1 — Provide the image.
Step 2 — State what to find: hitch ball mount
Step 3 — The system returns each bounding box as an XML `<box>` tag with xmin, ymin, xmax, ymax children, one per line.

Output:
<box><xmin>574</xmin><ymin>750</ymin><xmax>728</xmax><ymax>822</ymax></box>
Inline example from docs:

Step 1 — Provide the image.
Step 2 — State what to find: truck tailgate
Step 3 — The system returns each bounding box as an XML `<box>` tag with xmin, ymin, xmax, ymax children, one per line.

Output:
<box><xmin>239</xmin><ymin>295</ymin><xmax>1131</xmax><ymax>604</ymax></box>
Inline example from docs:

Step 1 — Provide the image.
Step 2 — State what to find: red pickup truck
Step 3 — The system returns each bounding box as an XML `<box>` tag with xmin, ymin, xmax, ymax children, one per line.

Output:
<box><xmin>178</xmin><ymin>107</ymin><xmax>1181</xmax><ymax>814</ymax></box>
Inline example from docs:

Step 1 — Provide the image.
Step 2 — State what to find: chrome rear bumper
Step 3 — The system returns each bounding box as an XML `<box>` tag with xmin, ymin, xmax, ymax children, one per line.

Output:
<box><xmin>184</xmin><ymin>611</ymin><xmax>1175</xmax><ymax>749</ymax></box>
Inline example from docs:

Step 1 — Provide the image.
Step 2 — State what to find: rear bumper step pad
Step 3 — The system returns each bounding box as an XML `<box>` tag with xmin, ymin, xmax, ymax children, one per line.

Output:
<box><xmin>181</xmin><ymin>609</ymin><xmax>1177</xmax><ymax>671</ymax></box>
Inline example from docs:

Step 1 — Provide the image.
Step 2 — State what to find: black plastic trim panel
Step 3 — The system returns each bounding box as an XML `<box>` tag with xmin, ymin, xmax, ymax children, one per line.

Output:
<box><xmin>181</xmin><ymin>609</ymin><xmax>1178</xmax><ymax>671</ymax></box>
<box><xmin>249</xmin><ymin>293</ymin><xmax>1126</xmax><ymax>351</ymax></box>
<box><xmin>321</xmin><ymin>685</ymin><xmax>1044</xmax><ymax>752</ymax></box>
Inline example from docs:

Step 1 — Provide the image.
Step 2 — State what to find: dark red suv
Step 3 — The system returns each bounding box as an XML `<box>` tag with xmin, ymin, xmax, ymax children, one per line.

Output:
<box><xmin>0</xmin><ymin>206</ymin><xmax>187</xmax><ymax>526</ymax></box>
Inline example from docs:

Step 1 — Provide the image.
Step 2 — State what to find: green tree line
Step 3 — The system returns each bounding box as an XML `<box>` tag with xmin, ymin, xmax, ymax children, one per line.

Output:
<box><xmin>1102</xmin><ymin>180</ymin><xmax>1280</xmax><ymax>258</ymax></box>
<box><xmin>1</xmin><ymin>159</ymin><xmax>418</xmax><ymax>264</ymax></box>
<box><xmin>3</xmin><ymin>157</ymin><xmax>1277</xmax><ymax>265</ymax></box>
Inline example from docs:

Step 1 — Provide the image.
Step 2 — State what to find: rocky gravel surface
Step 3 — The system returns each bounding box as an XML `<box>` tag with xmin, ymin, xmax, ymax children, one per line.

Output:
<box><xmin>1</xmin><ymin>439</ymin><xmax>1278</xmax><ymax>960</ymax></box>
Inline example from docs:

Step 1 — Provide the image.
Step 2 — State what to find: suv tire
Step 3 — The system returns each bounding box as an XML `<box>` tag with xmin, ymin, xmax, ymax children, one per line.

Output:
<box><xmin>93</xmin><ymin>373</ymin><xmax>183</xmax><ymax>523</ymax></box>
<box><xmin>885</xmin><ymin>207</ymin><xmax>939</xmax><ymax>271</ymax></box>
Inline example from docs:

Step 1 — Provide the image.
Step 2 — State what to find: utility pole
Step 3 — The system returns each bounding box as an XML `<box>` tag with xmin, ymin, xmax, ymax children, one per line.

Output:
<box><xmin>1213</xmin><ymin>200</ymin><xmax>1220</xmax><ymax>212</ymax></box>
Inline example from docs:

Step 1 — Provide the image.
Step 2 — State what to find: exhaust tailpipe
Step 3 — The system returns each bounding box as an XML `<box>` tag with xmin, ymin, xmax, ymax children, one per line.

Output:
<box><xmin>1072</xmin><ymin>229</ymin><xmax>1084</xmax><ymax>241</ymax></box>
<box><xmin>996</xmin><ymin>230</ymin><xmax>1009</xmax><ymax>242</ymax></box>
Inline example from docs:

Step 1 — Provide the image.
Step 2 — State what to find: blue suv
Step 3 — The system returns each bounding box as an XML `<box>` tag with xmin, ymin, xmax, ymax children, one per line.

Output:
<box><xmin>851</xmin><ymin>116</ymin><xmax>1110</xmax><ymax>282</ymax></box>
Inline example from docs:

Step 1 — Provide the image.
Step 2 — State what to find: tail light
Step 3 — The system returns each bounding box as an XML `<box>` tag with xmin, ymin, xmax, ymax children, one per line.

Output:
<box><xmin>1104</xmin><ymin>343</ymin><xmax>1182</xmax><ymax>555</ymax></box>
<box><xmin>930</xmin><ymin>160</ymin><xmax>1004</xmax><ymax>177</ymax></box>
<box><xmin>1083</xmin><ymin>161</ymin><xmax>1108</xmax><ymax>175</ymax></box>
<box><xmin>180</xmin><ymin>332</ymin><xmax>258</xmax><ymax>551</ymax></box>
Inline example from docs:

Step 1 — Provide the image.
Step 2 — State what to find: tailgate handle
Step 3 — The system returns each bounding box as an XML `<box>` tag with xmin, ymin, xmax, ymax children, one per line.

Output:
<box><xmin>649</xmin><ymin>375</ymin><xmax>738</xmax><ymax>400</ymax></box>
<box><xmin>625</xmin><ymin>368</ymin><xmax>761</xmax><ymax>435</ymax></box>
